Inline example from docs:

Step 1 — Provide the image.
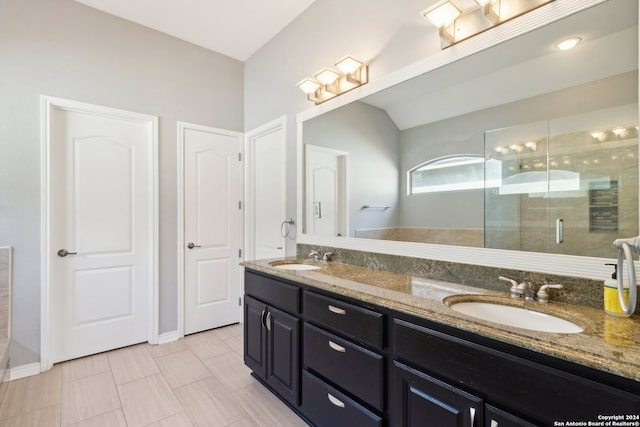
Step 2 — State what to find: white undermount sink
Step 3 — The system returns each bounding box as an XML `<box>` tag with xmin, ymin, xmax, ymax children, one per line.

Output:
<box><xmin>270</xmin><ymin>262</ymin><xmax>321</xmax><ymax>271</ymax></box>
<box><xmin>445</xmin><ymin>298</ymin><xmax>583</xmax><ymax>334</ymax></box>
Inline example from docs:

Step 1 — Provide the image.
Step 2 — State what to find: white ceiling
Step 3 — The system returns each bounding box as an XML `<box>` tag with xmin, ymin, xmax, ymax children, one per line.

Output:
<box><xmin>74</xmin><ymin>0</ymin><xmax>317</xmax><ymax>61</ymax></box>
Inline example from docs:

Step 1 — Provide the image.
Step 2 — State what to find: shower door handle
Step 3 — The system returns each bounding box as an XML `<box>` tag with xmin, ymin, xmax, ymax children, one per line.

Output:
<box><xmin>555</xmin><ymin>218</ymin><xmax>564</xmax><ymax>244</ymax></box>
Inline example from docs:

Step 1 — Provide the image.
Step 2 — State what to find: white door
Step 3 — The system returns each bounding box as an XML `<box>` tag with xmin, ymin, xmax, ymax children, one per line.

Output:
<box><xmin>182</xmin><ymin>124</ymin><xmax>242</xmax><ymax>335</ymax></box>
<box><xmin>245</xmin><ymin>117</ymin><xmax>287</xmax><ymax>260</ymax></box>
<box><xmin>305</xmin><ymin>144</ymin><xmax>348</xmax><ymax>237</ymax></box>
<box><xmin>48</xmin><ymin>100</ymin><xmax>157</xmax><ymax>364</ymax></box>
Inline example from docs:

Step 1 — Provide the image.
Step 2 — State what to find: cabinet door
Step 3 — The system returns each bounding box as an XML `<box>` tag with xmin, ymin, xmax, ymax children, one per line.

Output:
<box><xmin>394</xmin><ymin>361</ymin><xmax>482</xmax><ymax>427</ymax></box>
<box><xmin>244</xmin><ymin>295</ymin><xmax>267</xmax><ymax>379</ymax></box>
<box><xmin>485</xmin><ymin>405</ymin><xmax>539</xmax><ymax>427</ymax></box>
<box><xmin>266</xmin><ymin>305</ymin><xmax>300</xmax><ymax>406</ymax></box>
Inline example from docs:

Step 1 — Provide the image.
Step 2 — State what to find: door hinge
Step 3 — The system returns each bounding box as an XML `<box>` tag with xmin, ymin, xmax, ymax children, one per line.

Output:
<box><xmin>238</xmin><ymin>201</ymin><xmax>242</xmax><ymax>210</ymax></box>
<box><xmin>238</xmin><ymin>248</ymin><xmax>242</xmax><ymax>258</ymax></box>
<box><xmin>238</xmin><ymin>152</ymin><xmax>242</xmax><ymax>162</ymax></box>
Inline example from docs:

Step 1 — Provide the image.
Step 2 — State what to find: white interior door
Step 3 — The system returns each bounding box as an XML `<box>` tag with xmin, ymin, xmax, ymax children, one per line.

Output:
<box><xmin>246</xmin><ymin>117</ymin><xmax>287</xmax><ymax>260</ymax></box>
<box><xmin>305</xmin><ymin>144</ymin><xmax>348</xmax><ymax>237</ymax></box>
<box><xmin>183</xmin><ymin>124</ymin><xmax>242</xmax><ymax>335</ymax></box>
<box><xmin>48</xmin><ymin>100</ymin><xmax>157</xmax><ymax>364</ymax></box>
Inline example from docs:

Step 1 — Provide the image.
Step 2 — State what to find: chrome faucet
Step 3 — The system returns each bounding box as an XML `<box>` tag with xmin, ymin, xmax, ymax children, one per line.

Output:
<box><xmin>322</xmin><ymin>252</ymin><xmax>334</xmax><ymax>262</ymax></box>
<box><xmin>518</xmin><ymin>281</ymin><xmax>537</xmax><ymax>301</ymax></box>
<box><xmin>536</xmin><ymin>284</ymin><xmax>563</xmax><ymax>303</ymax></box>
<box><xmin>309</xmin><ymin>250</ymin><xmax>321</xmax><ymax>261</ymax></box>
<box><xmin>499</xmin><ymin>276</ymin><xmax>562</xmax><ymax>303</ymax></box>
<box><xmin>498</xmin><ymin>276</ymin><xmax>519</xmax><ymax>298</ymax></box>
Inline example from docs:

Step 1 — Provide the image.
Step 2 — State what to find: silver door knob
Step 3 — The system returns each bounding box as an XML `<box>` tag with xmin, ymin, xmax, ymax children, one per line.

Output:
<box><xmin>57</xmin><ymin>249</ymin><xmax>78</xmax><ymax>257</ymax></box>
<box><xmin>187</xmin><ymin>242</ymin><xmax>201</xmax><ymax>249</ymax></box>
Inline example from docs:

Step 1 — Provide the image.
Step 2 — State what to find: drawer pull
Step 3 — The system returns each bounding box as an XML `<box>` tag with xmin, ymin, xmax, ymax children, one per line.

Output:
<box><xmin>470</xmin><ymin>407</ymin><xmax>476</xmax><ymax>427</ymax></box>
<box><xmin>328</xmin><ymin>340</ymin><xmax>346</xmax><ymax>353</ymax></box>
<box><xmin>327</xmin><ymin>393</ymin><xmax>345</xmax><ymax>408</ymax></box>
<box><xmin>490</xmin><ymin>420</ymin><xmax>498</xmax><ymax>427</ymax></box>
<box><xmin>328</xmin><ymin>305</ymin><xmax>346</xmax><ymax>315</ymax></box>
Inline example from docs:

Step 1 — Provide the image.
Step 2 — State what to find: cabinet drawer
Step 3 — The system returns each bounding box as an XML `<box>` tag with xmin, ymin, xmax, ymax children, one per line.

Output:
<box><xmin>304</xmin><ymin>323</ymin><xmax>384</xmax><ymax>411</ymax></box>
<box><xmin>302</xmin><ymin>370</ymin><xmax>383</xmax><ymax>427</ymax></box>
<box><xmin>393</xmin><ymin>319</ymin><xmax>640</xmax><ymax>424</ymax></box>
<box><xmin>485</xmin><ymin>405</ymin><xmax>540</xmax><ymax>427</ymax></box>
<box><xmin>303</xmin><ymin>291</ymin><xmax>383</xmax><ymax>349</ymax></box>
<box><xmin>245</xmin><ymin>270</ymin><xmax>300</xmax><ymax>314</ymax></box>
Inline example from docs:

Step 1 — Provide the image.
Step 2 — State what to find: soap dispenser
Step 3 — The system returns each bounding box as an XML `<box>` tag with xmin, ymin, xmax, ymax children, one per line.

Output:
<box><xmin>604</xmin><ymin>263</ymin><xmax>631</xmax><ymax>317</ymax></box>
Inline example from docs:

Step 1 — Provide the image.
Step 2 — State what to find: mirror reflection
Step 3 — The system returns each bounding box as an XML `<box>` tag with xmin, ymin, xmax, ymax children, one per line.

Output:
<box><xmin>301</xmin><ymin>1</ymin><xmax>638</xmax><ymax>259</ymax></box>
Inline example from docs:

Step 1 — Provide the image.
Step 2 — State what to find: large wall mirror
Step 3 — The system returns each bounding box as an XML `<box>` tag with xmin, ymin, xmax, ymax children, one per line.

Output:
<box><xmin>297</xmin><ymin>0</ymin><xmax>639</xmax><ymax>277</ymax></box>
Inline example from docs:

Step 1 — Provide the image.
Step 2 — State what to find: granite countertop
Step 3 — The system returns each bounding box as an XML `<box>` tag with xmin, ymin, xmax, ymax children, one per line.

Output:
<box><xmin>243</xmin><ymin>257</ymin><xmax>640</xmax><ymax>383</ymax></box>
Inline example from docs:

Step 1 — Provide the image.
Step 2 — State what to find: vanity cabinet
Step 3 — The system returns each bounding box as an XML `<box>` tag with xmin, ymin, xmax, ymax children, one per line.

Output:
<box><xmin>244</xmin><ymin>271</ymin><xmax>301</xmax><ymax>406</ymax></box>
<box><xmin>243</xmin><ymin>268</ymin><xmax>640</xmax><ymax>427</ymax></box>
<box><xmin>393</xmin><ymin>361</ymin><xmax>482</xmax><ymax>427</ymax></box>
<box><xmin>392</xmin><ymin>318</ymin><xmax>640</xmax><ymax>426</ymax></box>
<box><xmin>301</xmin><ymin>291</ymin><xmax>385</xmax><ymax>426</ymax></box>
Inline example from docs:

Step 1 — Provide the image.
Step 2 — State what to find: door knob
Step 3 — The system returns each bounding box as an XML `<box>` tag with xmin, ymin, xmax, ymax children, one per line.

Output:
<box><xmin>57</xmin><ymin>249</ymin><xmax>78</xmax><ymax>257</ymax></box>
<box><xmin>187</xmin><ymin>242</ymin><xmax>201</xmax><ymax>249</ymax></box>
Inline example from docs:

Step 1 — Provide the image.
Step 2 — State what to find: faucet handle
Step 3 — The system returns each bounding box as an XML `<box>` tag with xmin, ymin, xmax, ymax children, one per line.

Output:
<box><xmin>322</xmin><ymin>252</ymin><xmax>334</xmax><ymax>262</ymax></box>
<box><xmin>309</xmin><ymin>250</ymin><xmax>321</xmax><ymax>260</ymax></box>
<box><xmin>536</xmin><ymin>284</ymin><xmax>563</xmax><ymax>303</ymax></box>
<box><xmin>499</xmin><ymin>276</ymin><xmax>520</xmax><ymax>298</ymax></box>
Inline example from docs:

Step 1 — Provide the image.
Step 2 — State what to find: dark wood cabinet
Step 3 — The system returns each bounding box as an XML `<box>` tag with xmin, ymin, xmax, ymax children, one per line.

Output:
<box><xmin>485</xmin><ymin>405</ymin><xmax>539</xmax><ymax>427</ymax></box>
<box><xmin>301</xmin><ymin>370</ymin><xmax>383</xmax><ymax>427</ymax></box>
<box><xmin>393</xmin><ymin>318</ymin><xmax>640</xmax><ymax>425</ymax></box>
<box><xmin>243</xmin><ymin>272</ymin><xmax>301</xmax><ymax>407</ymax></box>
<box><xmin>393</xmin><ymin>361</ymin><xmax>482</xmax><ymax>427</ymax></box>
<box><xmin>266</xmin><ymin>304</ymin><xmax>300</xmax><ymax>404</ymax></box>
<box><xmin>243</xmin><ymin>268</ymin><xmax>640</xmax><ymax>427</ymax></box>
<box><xmin>243</xmin><ymin>295</ymin><xmax>267</xmax><ymax>379</ymax></box>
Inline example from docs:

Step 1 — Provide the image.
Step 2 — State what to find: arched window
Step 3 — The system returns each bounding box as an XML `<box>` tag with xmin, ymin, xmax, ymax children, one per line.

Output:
<box><xmin>408</xmin><ymin>155</ymin><xmax>499</xmax><ymax>194</ymax></box>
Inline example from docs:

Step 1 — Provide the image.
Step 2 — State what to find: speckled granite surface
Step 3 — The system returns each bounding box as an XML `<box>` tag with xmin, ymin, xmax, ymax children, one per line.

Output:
<box><xmin>243</xmin><ymin>257</ymin><xmax>640</xmax><ymax>383</ymax></box>
<box><xmin>297</xmin><ymin>244</ymin><xmax>637</xmax><ymax>313</ymax></box>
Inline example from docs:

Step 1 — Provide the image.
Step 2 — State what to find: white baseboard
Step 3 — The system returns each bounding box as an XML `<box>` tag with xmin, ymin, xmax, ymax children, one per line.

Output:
<box><xmin>10</xmin><ymin>362</ymin><xmax>41</xmax><ymax>381</ymax></box>
<box><xmin>157</xmin><ymin>330</ymin><xmax>180</xmax><ymax>345</ymax></box>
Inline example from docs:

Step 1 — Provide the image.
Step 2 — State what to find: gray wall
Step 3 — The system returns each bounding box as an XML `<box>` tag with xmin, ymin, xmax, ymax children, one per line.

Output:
<box><xmin>0</xmin><ymin>0</ymin><xmax>243</xmax><ymax>366</ymax></box>
<box><xmin>244</xmin><ymin>0</ymin><xmax>441</xmax><ymax>251</ymax></box>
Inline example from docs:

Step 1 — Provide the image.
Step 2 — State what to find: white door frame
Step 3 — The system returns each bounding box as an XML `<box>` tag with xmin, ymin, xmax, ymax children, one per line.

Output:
<box><xmin>40</xmin><ymin>95</ymin><xmax>159</xmax><ymax>372</ymax></box>
<box><xmin>244</xmin><ymin>116</ymin><xmax>287</xmax><ymax>261</ymax></box>
<box><xmin>176</xmin><ymin>121</ymin><xmax>244</xmax><ymax>338</ymax></box>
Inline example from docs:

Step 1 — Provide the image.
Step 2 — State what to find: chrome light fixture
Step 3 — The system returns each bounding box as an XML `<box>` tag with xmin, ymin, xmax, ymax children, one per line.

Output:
<box><xmin>297</xmin><ymin>56</ymin><xmax>368</xmax><ymax>104</ymax></box>
<box><xmin>422</xmin><ymin>0</ymin><xmax>555</xmax><ymax>49</ymax></box>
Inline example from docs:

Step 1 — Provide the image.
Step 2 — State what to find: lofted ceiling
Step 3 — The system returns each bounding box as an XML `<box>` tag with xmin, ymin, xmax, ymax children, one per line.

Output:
<box><xmin>74</xmin><ymin>0</ymin><xmax>317</xmax><ymax>61</ymax></box>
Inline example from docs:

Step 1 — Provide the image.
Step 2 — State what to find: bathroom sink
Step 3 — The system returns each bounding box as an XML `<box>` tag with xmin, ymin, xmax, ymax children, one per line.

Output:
<box><xmin>444</xmin><ymin>297</ymin><xmax>583</xmax><ymax>334</ymax></box>
<box><xmin>269</xmin><ymin>261</ymin><xmax>321</xmax><ymax>271</ymax></box>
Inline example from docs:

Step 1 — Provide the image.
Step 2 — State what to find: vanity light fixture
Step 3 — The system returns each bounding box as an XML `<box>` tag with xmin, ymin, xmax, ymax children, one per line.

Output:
<box><xmin>421</xmin><ymin>0</ymin><xmax>555</xmax><ymax>49</ymax></box>
<box><xmin>611</xmin><ymin>127</ymin><xmax>628</xmax><ymax>138</ymax></box>
<box><xmin>297</xmin><ymin>56</ymin><xmax>368</xmax><ymax>104</ymax></box>
<box><xmin>421</xmin><ymin>0</ymin><xmax>461</xmax><ymax>43</ymax></box>
<box><xmin>590</xmin><ymin>130</ymin><xmax>606</xmax><ymax>142</ymax></box>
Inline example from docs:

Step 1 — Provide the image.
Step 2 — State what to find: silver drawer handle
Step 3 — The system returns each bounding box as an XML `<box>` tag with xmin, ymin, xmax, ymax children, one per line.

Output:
<box><xmin>328</xmin><ymin>340</ymin><xmax>346</xmax><ymax>353</ymax></box>
<box><xmin>328</xmin><ymin>305</ymin><xmax>346</xmax><ymax>315</ymax></box>
<box><xmin>470</xmin><ymin>407</ymin><xmax>476</xmax><ymax>427</ymax></box>
<box><xmin>327</xmin><ymin>393</ymin><xmax>345</xmax><ymax>408</ymax></box>
<box><xmin>490</xmin><ymin>420</ymin><xmax>498</xmax><ymax>427</ymax></box>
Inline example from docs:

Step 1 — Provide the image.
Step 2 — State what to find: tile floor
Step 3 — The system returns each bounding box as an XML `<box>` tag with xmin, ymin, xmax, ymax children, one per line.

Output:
<box><xmin>0</xmin><ymin>324</ymin><xmax>309</xmax><ymax>426</ymax></box>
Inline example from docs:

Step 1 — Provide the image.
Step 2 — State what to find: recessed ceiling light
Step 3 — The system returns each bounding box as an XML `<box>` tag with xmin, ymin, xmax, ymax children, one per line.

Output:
<box><xmin>556</xmin><ymin>37</ymin><xmax>581</xmax><ymax>51</ymax></box>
